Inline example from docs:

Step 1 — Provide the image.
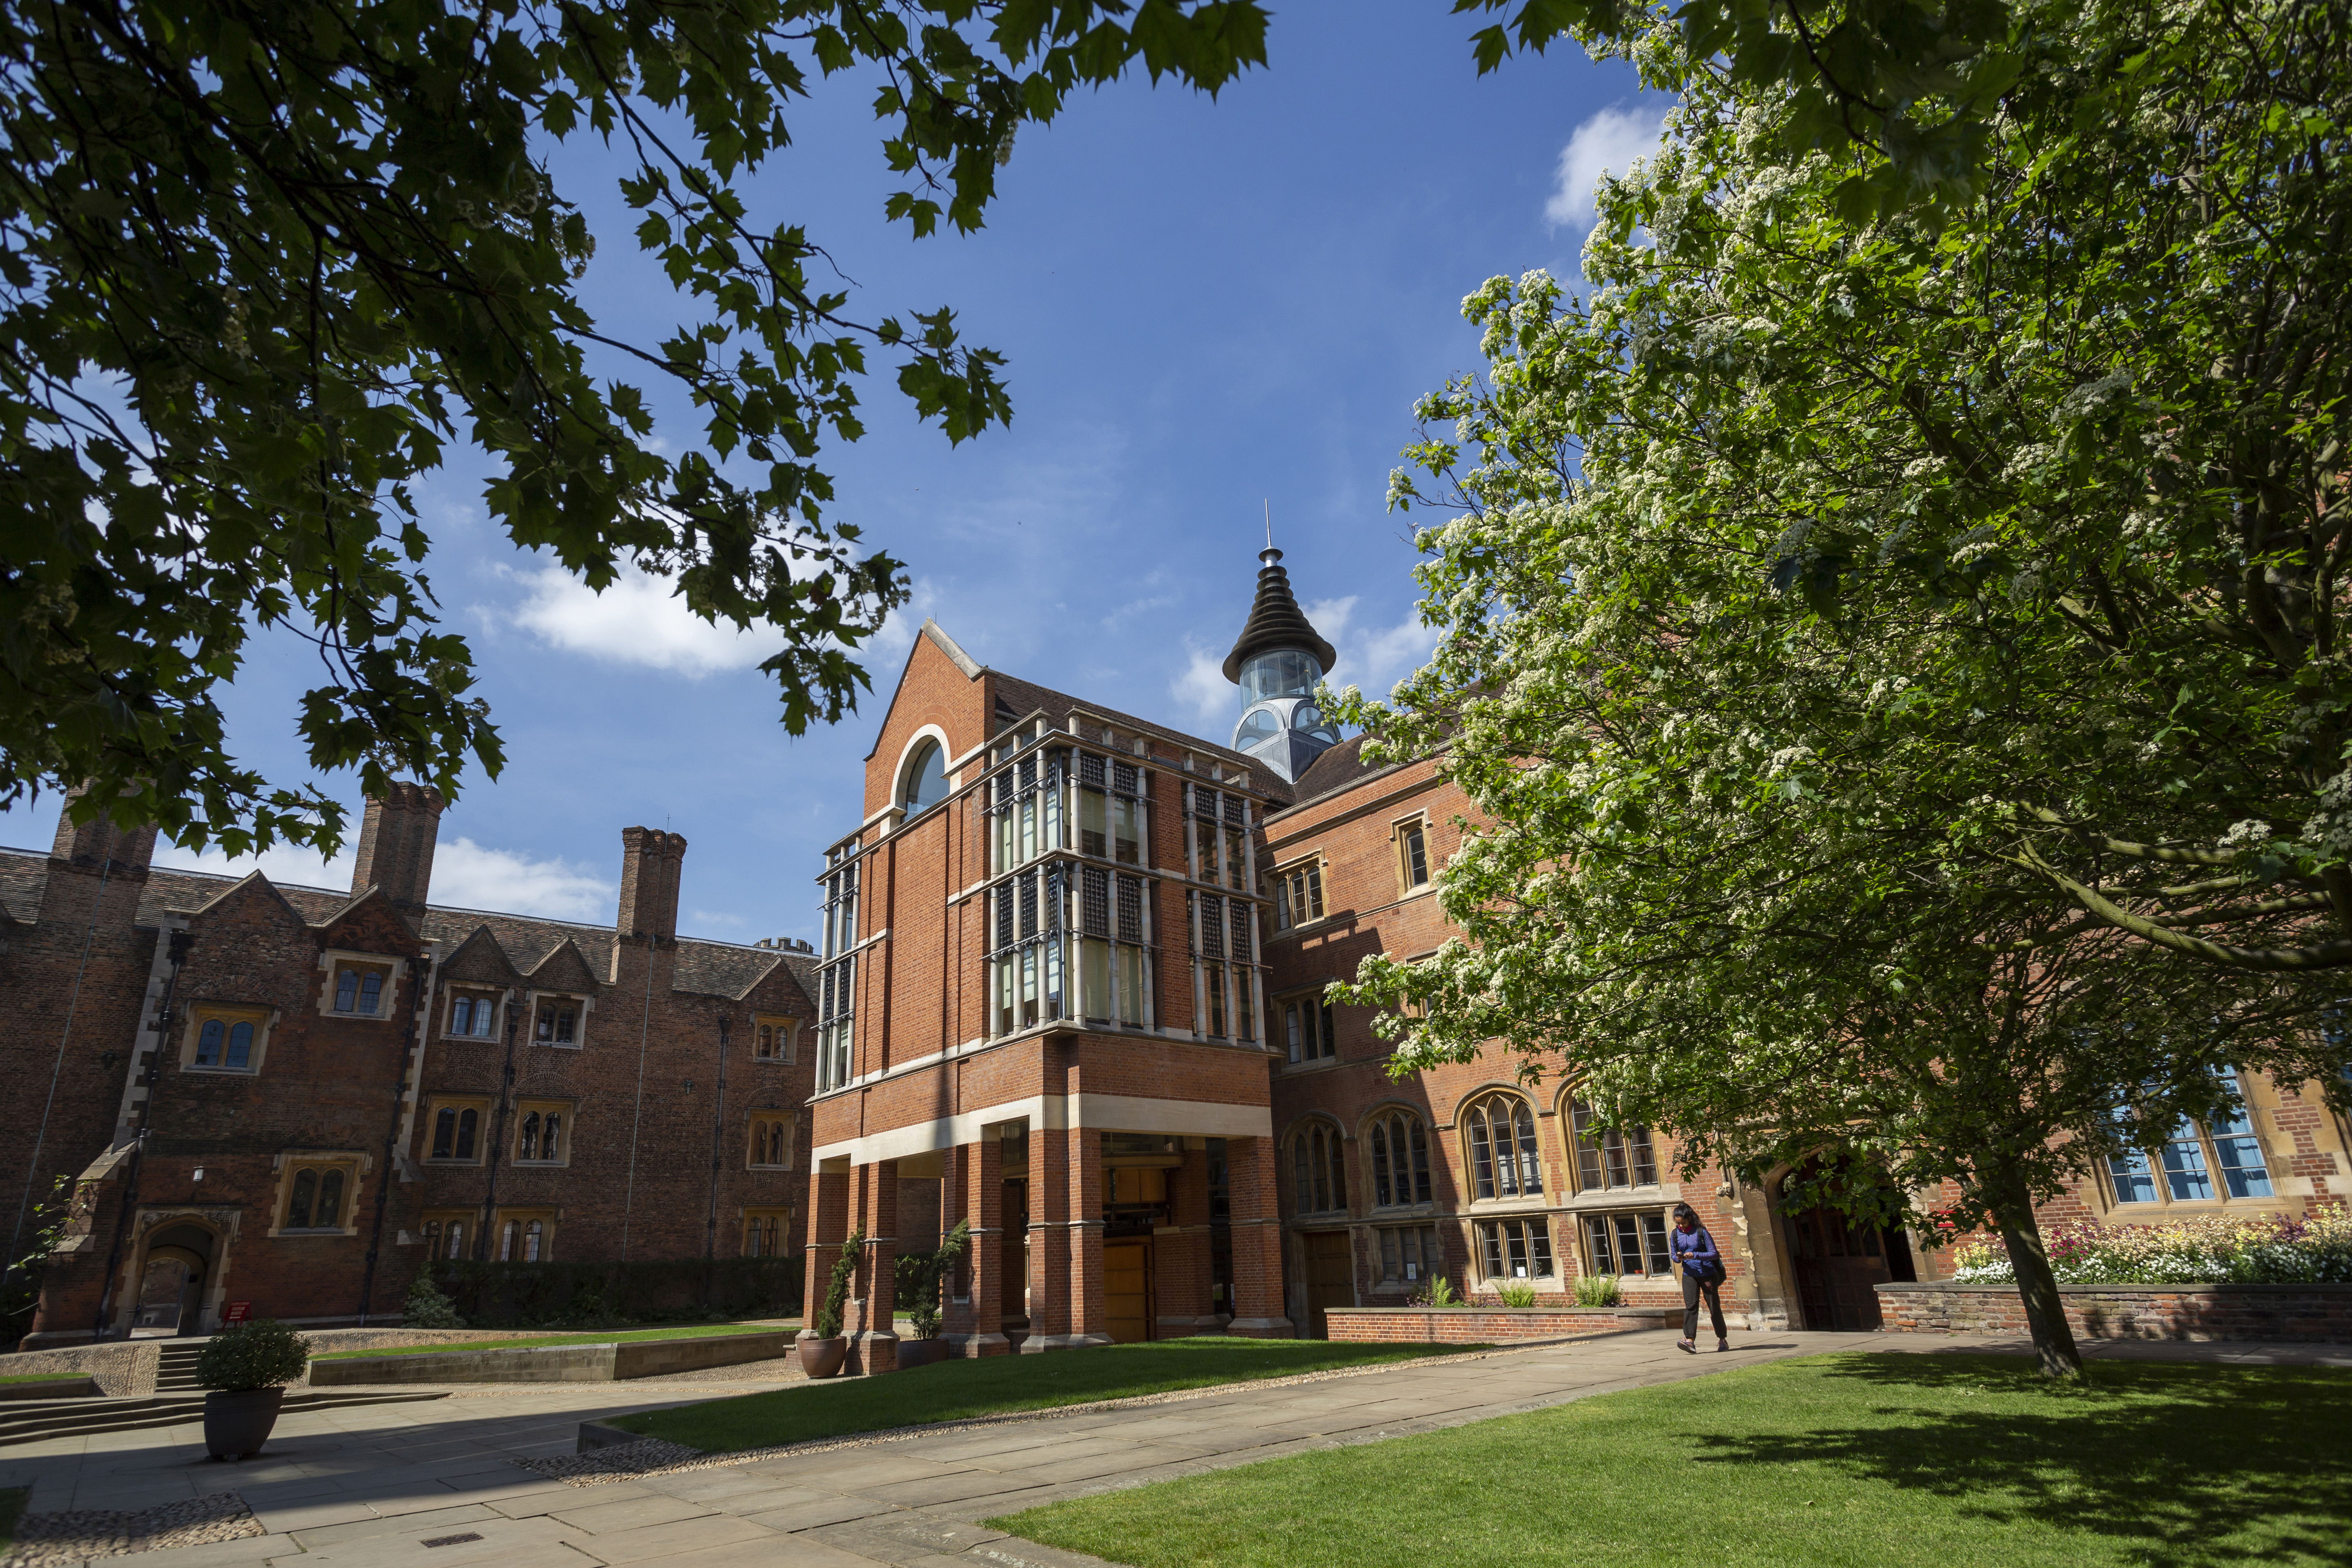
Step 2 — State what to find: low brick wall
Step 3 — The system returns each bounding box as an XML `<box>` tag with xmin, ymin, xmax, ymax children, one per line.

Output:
<box><xmin>1324</xmin><ymin>1307</ymin><xmax>1677</xmax><ymax>1344</ymax></box>
<box><xmin>0</xmin><ymin>1341</ymin><xmax>156</xmax><ymax>1396</ymax></box>
<box><xmin>1878</xmin><ymin>1282</ymin><xmax>2352</xmax><ymax>1343</ymax></box>
<box><xmin>308</xmin><ymin>1329</ymin><xmax>794</xmax><ymax>1385</ymax></box>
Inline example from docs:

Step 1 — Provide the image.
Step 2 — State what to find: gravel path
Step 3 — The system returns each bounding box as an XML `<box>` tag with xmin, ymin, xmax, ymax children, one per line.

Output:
<box><xmin>0</xmin><ymin>1492</ymin><xmax>261</xmax><ymax>1568</ymax></box>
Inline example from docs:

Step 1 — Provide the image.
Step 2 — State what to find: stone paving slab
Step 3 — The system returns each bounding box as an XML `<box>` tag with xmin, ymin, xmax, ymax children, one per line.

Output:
<box><xmin>36</xmin><ymin>1328</ymin><xmax>2243</xmax><ymax>1568</ymax></box>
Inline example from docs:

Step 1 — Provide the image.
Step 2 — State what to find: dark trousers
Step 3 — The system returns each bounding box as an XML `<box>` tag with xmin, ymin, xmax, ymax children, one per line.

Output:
<box><xmin>1683</xmin><ymin>1271</ymin><xmax>1727</xmax><ymax>1341</ymax></box>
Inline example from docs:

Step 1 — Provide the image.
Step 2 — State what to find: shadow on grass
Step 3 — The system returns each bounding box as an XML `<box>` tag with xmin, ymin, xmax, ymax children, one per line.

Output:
<box><xmin>1691</xmin><ymin>1354</ymin><xmax>2350</xmax><ymax>1564</ymax></box>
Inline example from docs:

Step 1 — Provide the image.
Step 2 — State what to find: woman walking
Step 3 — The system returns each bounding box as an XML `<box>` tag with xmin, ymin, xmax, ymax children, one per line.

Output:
<box><xmin>1669</xmin><ymin>1202</ymin><xmax>1729</xmax><ymax>1353</ymax></box>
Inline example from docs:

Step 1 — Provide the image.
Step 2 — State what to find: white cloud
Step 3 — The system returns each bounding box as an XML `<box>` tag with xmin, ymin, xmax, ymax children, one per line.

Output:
<box><xmin>154</xmin><ymin>834</ymin><xmax>616</xmax><ymax>923</ymax></box>
<box><xmin>1305</xmin><ymin>596</ymin><xmax>1441</xmax><ymax>703</ymax></box>
<box><xmin>429</xmin><ymin>837</ymin><xmax>615</xmax><ymax>922</ymax></box>
<box><xmin>1171</xmin><ymin>643</ymin><xmax>1235</xmax><ymax>733</ymax></box>
<box><xmin>508</xmin><ymin>561</ymin><xmax>775</xmax><ymax>676</ymax></box>
<box><xmin>1545</xmin><ymin>101</ymin><xmax>1672</xmax><ymax>233</ymax></box>
<box><xmin>691</xmin><ymin>909</ymin><xmax>748</xmax><ymax>928</ymax></box>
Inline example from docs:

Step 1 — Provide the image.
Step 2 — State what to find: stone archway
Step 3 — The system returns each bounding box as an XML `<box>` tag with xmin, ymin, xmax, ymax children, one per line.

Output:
<box><xmin>128</xmin><ymin>1216</ymin><xmax>228</xmax><ymax>1337</ymax></box>
<box><xmin>1773</xmin><ymin>1158</ymin><xmax>1918</xmax><ymax>1332</ymax></box>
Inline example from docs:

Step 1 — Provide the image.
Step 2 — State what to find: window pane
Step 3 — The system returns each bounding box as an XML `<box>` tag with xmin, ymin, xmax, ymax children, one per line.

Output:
<box><xmin>336</xmin><ymin>970</ymin><xmax>357</xmax><ymax>1011</ymax></box>
<box><xmin>1328</xmin><ymin>1134</ymin><xmax>1347</xmax><ymax>1213</ymax></box>
<box><xmin>457</xmin><ymin>1108</ymin><xmax>478</xmax><ymax>1160</ymax></box>
<box><xmin>519</xmin><ymin>1112</ymin><xmax>539</xmax><ymax>1159</ymax></box>
<box><xmin>446</xmin><ymin>1221</ymin><xmax>464</xmax><ymax>1259</ymax></box>
<box><xmin>1295</xmin><ymin>1138</ymin><xmax>1312</xmax><ymax>1213</ymax></box>
<box><xmin>1640</xmin><ymin>1213</ymin><xmax>1673</xmax><ymax>1275</ymax></box>
<box><xmin>197</xmin><ymin>1019</ymin><xmax>222</xmax><ymax>1066</ymax></box>
<box><xmin>287</xmin><ymin>1169</ymin><xmax>316</xmax><ymax>1229</ymax></box>
<box><xmin>1629</xmin><ymin>1129</ymin><xmax>1657</xmax><ymax>1185</ymax></box>
<box><xmin>1320</xmin><ymin>1001</ymin><xmax>1338</xmax><ymax>1058</ymax></box>
<box><xmin>1468</xmin><ymin>1109</ymin><xmax>1496</xmax><ymax>1199</ymax></box>
<box><xmin>2109</xmin><ymin>1148</ymin><xmax>2158</xmax><ymax>1203</ymax></box>
<box><xmin>1371</xmin><ymin>1122</ymin><xmax>1394</xmax><ymax>1208</ymax></box>
<box><xmin>1404</xmin><ymin>826</ymin><xmax>1428</xmax><ymax>886</ymax></box>
<box><xmin>317</xmin><ymin>1169</ymin><xmax>344</xmax><ymax>1227</ymax></box>
<box><xmin>227</xmin><ymin>1020</ymin><xmax>254</xmax><ymax>1068</ymax></box>
<box><xmin>1587</xmin><ymin>1216</ymin><xmax>1616</xmax><ymax>1274</ymax></box>
<box><xmin>524</xmin><ymin>1220</ymin><xmax>543</xmax><ymax>1261</ymax></box>
<box><xmin>1410</xmin><ymin>1121</ymin><xmax>1432</xmax><ymax>1204</ymax></box>
<box><xmin>1571</xmin><ymin>1101</ymin><xmax>1605</xmax><ymax>1189</ymax></box>
<box><xmin>2162</xmin><ymin>1119</ymin><xmax>2214</xmax><ymax>1200</ymax></box>
<box><xmin>359</xmin><ymin>972</ymin><xmax>383</xmax><ymax>1013</ymax></box>
<box><xmin>1480</xmin><ymin>1223</ymin><xmax>1505</xmax><ymax>1279</ymax></box>
<box><xmin>1613</xmin><ymin>1214</ymin><xmax>1642</xmax><ymax>1274</ymax></box>
<box><xmin>544</xmin><ymin>1114</ymin><xmax>561</xmax><ymax>1161</ymax></box>
<box><xmin>1530</xmin><ymin>1220</ymin><xmax>1555</xmax><ymax>1278</ymax></box>
<box><xmin>1515</xmin><ymin>1105</ymin><xmax>1543</xmax><ymax>1194</ymax></box>
<box><xmin>1118</xmin><ymin>945</ymin><xmax>1145</xmax><ymax>1025</ymax></box>
<box><xmin>1603</xmin><ymin>1128</ymin><xmax>1629</xmax><ymax>1187</ymax></box>
<box><xmin>1381</xmin><ymin>1228</ymin><xmax>1401</xmax><ymax>1281</ymax></box>
<box><xmin>432</xmin><ymin>1108</ymin><xmax>455</xmax><ymax>1159</ymax></box>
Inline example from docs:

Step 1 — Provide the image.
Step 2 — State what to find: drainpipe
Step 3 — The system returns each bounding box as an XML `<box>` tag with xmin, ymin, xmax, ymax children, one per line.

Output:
<box><xmin>94</xmin><ymin>929</ymin><xmax>194</xmax><ymax>1340</ymax></box>
<box><xmin>474</xmin><ymin>989</ymin><xmax>523</xmax><ymax>1261</ymax></box>
<box><xmin>705</xmin><ymin>1015</ymin><xmax>731</xmax><ymax>1263</ymax></box>
<box><xmin>358</xmin><ymin>951</ymin><xmax>432</xmax><ymax>1325</ymax></box>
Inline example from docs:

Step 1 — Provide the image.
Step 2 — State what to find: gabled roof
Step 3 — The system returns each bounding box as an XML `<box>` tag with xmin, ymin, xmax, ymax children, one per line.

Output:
<box><xmin>441</xmin><ymin>924</ymin><xmax>524</xmax><ymax>987</ymax></box>
<box><xmin>527</xmin><ymin>937</ymin><xmax>601</xmax><ymax>995</ymax></box>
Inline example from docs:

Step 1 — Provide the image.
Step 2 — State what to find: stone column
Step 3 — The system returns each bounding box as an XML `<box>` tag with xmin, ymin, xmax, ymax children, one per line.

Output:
<box><xmin>1154</xmin><ymin>1143</ymin><xmax>1215</xmax><ymax>1337</ymax></box>
<box><xmin>947</xmin><ymin>1136</ymin><xmax>1009</xmax><ymax>1357</ymax></box>
<box><xmin>846</xmin><ymin>1159</ymin><xmax>900</xmax><ymax>1374</ymax></box>
<box><xmin>802</xmin><ymin>1163</ymin><xmax>850</xmax><ymax>1346</ymax></box>
<box><xmin>1065</xmin><ymin>1125</ymin><xmax>1109</xmax><ymax>1348</ymax></box>
<box><xmin>1022</xmin><ymin>1119</ymin><xmax>1072</xmax><ymax>1350</ymax></box>
<box><xmin>1225</xmin><ymin>1136</ymin><xmax>1293</xmax><ymax>1338</ymax></box>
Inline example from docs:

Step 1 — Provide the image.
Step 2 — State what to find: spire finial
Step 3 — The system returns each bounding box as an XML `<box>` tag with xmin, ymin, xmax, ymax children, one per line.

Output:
<box><xmin>1260</xmin><ymin>500</ymin><xmax>1281</xmax><ymax>567</ymax></box>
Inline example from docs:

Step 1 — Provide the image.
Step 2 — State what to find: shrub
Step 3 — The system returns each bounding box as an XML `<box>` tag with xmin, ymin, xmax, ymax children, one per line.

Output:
<box><xmin>1574</xmin><ymin>1273</ymin><xmax>1623</xmax><ymax>1307</ymax></box>
<box><xmin>402</xmin><ymin>1271</ymin><xmax>464</xmax><ymax>1330</ymax></box>
<box><xmin>430</xmin><ymin>1255</ymin><xmax>800</xmax><ymax>1328</ymax></box>
<box><xmin>894</xmin><ymin>1219</ymin><xmax>970</xmax><ymax>1340</ymax></box>
<box><xmin>813</xmin><ymin>1229</ymin><xmax>863</xmax><ymax>1341</ymax></box>
<box><xmin>196</xmin><ymin>1319</ymin><xmax>311</xmax><ymax>1391</ymax></box>
<box><xmin>1409</xmin><ymin>1274</ymin><xmax>1460</xmax><ymax>1307</ymax></box>
<box><xmin>1495</xmin><ymin>1280</ymin><xmax>1538</xmax><ymax>1309</ymax></box>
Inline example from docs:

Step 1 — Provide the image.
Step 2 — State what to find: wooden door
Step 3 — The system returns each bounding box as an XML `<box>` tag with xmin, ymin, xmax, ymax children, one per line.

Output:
<box><xmin>1302</xmin><ymin>1230</ymin><xmax>1355</xmax><ymax>1339</ymax></box>
<box><xmin>1002</xmin><ymin>1180</ymin><xmax>1029</xmax><ymax>1325</ymax></box>
<box><xmin>1787</xmin><ymin>1202</ymin><xmax>1891</xmax><ymax>1331</ymax></box>
<box><xmin>1105</xmin><ymin>1241</ymin><xmax>1153</xmax><ymax>1343</ymax></box>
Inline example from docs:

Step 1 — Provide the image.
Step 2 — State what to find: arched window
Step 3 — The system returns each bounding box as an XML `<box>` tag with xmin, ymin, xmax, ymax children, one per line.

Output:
<box><xmin>1568</xmin><ymin>1099</ymin><xmax>1659</xmax><ymax>1190</ymax></box>
<box><xmin>499</xmin><ymin>1220</ymin><xmax>519</xmax><ymax>1261</ymax></box>
<box><xmin>1464</xmin><ymin>1094</ymin><xmax>1544</xmax><ymax>1200</ymax></box>
<box><xmin>901</xmin><ymin>739</ymin><xmax>949</xmax><ymax>815</ymax></box>
<box><xmin>518</xmin><ymin>1112</ymin><xmax>541</xmax><ymax>1161</ymax></box>
<box><xmin>1367</xmin><ymin>1111</ymin><xmax>1433</xmax><ymax>1208</ymax></box>
<box><xmin>444</xmin><ymin>1220</ymin><xmax>466</xmax><ymax>1259</ymax></box>
<box><xmin>227</xmin><ymin>1021</ymin><xmax>253</xmax><ymax>1069</ymax></box>
<box><xmin>539</xmin><ymin>1114</ymin><xmax>562</xmax><ymax>1161</ymax></box>
<box><xmin>1290</xmin><ymin>1123</ymin><xmax>1348</xmax><ymax>1214</ymax></box>
<box><xmin>456</xmin><ymin>1108</ymin><xmax>478</xmax><ymax>1161</ymax></box>
<box><xmin>523</xmin><ymin>1219</ymin><xmax>544</xmax><ymax>1261</ymax></box>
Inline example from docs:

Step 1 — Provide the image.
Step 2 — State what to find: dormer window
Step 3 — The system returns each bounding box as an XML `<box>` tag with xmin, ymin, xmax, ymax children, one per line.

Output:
<box><xmin>332</xmin><ymin>964</ymin><xmax>390</xmax><ymax>1016</ymax></box>
<box><xmin>535</xmin><ymin>1002</ymin><xmax>577</xmax><ymax>1046</ymax></box>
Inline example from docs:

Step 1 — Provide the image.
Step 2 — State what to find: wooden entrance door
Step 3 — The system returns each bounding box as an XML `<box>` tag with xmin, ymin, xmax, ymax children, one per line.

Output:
<box><xmin>1002</xmin><ymin>1180</ymin><xmax>1029</xmax><ymax>1326</ymax></box>
<box><xmin>1301</xmin><ymin>1230</ymin><xmax>1355</xmax><ymax>1339</ymax></box>
<box><xmin>1787</xmin><ymin>1201</ymin><xmax>1892</xmax><ymax>1331</ymax></box>
<box><xmin>1105</xmin><ymin>1241</ymin><xmax>1153</xmax><ymax>1343</ymax></box>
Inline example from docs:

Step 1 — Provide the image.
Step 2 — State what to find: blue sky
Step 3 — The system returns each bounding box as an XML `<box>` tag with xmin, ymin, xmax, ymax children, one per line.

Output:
<box><xmin>3</xmin><ymin>2</ymin><xmax>1667</xmax><ymax>946</ymax></box>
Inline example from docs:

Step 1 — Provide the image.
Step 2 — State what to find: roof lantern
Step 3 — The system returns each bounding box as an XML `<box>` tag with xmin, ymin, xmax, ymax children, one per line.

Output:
<box><xmin>1224</xmin><ymin>545</ymin><xmax>1341</xmax><ymax>783</ymax></box>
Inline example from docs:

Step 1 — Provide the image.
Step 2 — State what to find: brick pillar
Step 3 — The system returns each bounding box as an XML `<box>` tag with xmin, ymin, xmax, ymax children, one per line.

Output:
<box><xmin>846</xmin><ymin>1160</ymin><xmax>900</xmax><ymax>1374</ymax></box>
<box><xmin>1065</xmin><ymin>1126</ymin><xmax>1109</xmax><ymax>1348</ymax></box>
<box><xmin>802</xmin><ymin>1164</ymin><xmax>850</xmax><ymax>1345</ymax></box>
<box><xmin>1226</xmin><ymin>1136</ymin><xmax>1292</xmax><ymax>1338</ymax></box>
<box><xmin>1022</xmin><ymin>1122</ymin><xmax>1072</xmax><ymax>1351</ymax></box>
<box><xmin>1154</xmin><ymin>1144</ymin><xmax>1215</xmax><ymax>1337</ymax></box>
<box><xmin>946</xmin><ymin>1138</ymin><xmax>1009</xmax><ymax>1356</ymax></box>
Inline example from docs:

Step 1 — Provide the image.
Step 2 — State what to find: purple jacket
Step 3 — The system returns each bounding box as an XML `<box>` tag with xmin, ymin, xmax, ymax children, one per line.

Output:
<box><xmin>1670</xmin><ymin>1223</ymin><xmax>1724</xmax><ymax>1280</ymax></box>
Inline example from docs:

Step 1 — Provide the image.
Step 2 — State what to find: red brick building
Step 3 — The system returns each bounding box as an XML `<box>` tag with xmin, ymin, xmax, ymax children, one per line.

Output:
<box><xmin>4</xmin><ymin>791</ymin><xmax>817</xmax><ymax>1348</ymax></box>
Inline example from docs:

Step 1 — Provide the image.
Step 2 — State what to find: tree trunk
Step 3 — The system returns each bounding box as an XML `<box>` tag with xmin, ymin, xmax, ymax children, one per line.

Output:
<box><xmin>1987</xmin><ymin>1166</ymin><xmax>2083</xmax><ymax>1379</ymax></box>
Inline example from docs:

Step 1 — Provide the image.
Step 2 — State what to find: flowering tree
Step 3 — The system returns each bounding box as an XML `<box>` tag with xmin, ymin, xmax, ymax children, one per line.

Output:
<box><xmin>1336</xmin><ymin>0</ymin><xmax>2352</xmax><ymax>1375</ymax></box>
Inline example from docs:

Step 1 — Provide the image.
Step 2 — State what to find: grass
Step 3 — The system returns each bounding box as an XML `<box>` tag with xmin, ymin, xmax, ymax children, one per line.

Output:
<box><xmin>0</xmin><ymin>1485</ymin><xmax>26</xmax><ymax>1556</ymax></box>
<box><xmin>993</xmin><ymin>1352</ymin><xmax>2352</xmax><ymax>1568</ymax></box>
<box><xmin>310</xmin><ymin>1323</ymin><xmax>782</xmax><ymax>1361</ymax></box>
<box><xmin>0</xmin><ymin>1372</ymin><xmax>91</xmax><ymax>1384</ymax></box>
<box><xmin>612</xmin><ymin>1337</ymin><xmax>1477</xmax><ymax>1452</ymax></box>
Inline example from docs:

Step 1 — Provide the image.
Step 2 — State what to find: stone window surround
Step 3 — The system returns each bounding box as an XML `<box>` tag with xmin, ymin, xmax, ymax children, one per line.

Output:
<box><xmin>741</xmin><ymin>1205</ymin><xmax>794</xmax><ymax>1257</ymax></box>
<box><xmin>423</xmin><ymin>1094</ymin><xmax>493</xmax><ymax>1165</ymax></box>
<box><xmin>751</xmin><ymin>1012</ymin><xmax>802</xmax><ymax>1063</ymax></box>
<box><xmin>512</xmin><ymin>1098</ymin><xmax>575</xmax><ymax>1166</ymax></box>
<box><xmin>441</xmin><ymin>984</ymin><xmax>508</xmax><ymax>1041</ymax></box>
<box><xmin>267</xmin><ymin>1149</ymin><xmax>369</xmax><ymax>1237</ymax></box>
<box><xmin>178</xmin><ymin>1002</ymin><xmax>277</xmax><ymax>1076</ymax></box>
<box><xmin>490</xmin><ymin>1207</ymin><xmax>559</xmax><ymax>1261</ymax></box>
<box><xmin>1390</xmin><ymin>810</ymin><xmax>1434</xmax><ymax>898</ymax></box>
<box><xmin>315</xmin><ymin>949</ymin><xmax>408</xmax><ymax>1019</ymax></box>
<box><xmin>528</xmin><ymin>989</ymin><xmax>594</xmax><ymax>1049</ymax></box>
<box><xmin>747</xmin><ymin>1111</ymin><xmax>795</xmax><ymax>1169</ymax></box>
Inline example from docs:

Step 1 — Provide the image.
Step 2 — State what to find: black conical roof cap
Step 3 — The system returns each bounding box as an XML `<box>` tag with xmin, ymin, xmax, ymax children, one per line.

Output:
<box><xmin>1223</xmin><ymin>548</ymin><xmax>1337</xmax><ymax>684</ymax></box>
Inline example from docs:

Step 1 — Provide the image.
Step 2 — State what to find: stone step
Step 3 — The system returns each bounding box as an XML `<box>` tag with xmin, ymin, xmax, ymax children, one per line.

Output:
<box><xmin>0</xmin><ymin>1388</ymin><xmax>447</xmax><ymax>1448</ymax></box>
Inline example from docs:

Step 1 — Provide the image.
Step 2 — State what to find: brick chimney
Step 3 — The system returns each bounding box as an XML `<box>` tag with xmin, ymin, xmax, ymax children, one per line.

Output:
<box><xmin>350</xmin><ymin>784</ymin><xmax>445</xmax><ymax>915</ymax></box>
<box><xmin>48</xmin><ymin>787</ymin><xmax>157</xmax><ymax>875</ymax></box>
<box><xmin>617</xmin><ymin>827</ymin><xmax>687</xmax><ymax>942</ymax></box>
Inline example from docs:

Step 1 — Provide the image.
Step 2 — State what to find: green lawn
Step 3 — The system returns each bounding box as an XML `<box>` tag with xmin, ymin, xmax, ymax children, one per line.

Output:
<box><xmin>613</xmin><ymin>1338</ymin><xmax>1476</xmax><ymax>1452</ymax></box>
<box><xmin>310</xmin><ymin>1323</ymin><xmax>783</xmax><ymax>1361</ymax></box>
<box><xmin>993</xmin><ymin>1353</ymin><xmax>2352</xmax><ymax>1568</ymax></box>
<box><xmin>0</xmin><ymin>1372</ymin><xmax>89</xmax><ymax>1384</ymax></box>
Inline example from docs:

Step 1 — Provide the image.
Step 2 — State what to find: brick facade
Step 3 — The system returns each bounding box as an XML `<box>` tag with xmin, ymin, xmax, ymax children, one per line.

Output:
<box><xmin>6</xmin><ymin>792</ymin><xmax>816</xmax><ymax>1348</ymax></box>
<box><xmin>1877</xmin><ymin>1282</ymin><xmax>2352</xmax><ymax>1343</ymax></box>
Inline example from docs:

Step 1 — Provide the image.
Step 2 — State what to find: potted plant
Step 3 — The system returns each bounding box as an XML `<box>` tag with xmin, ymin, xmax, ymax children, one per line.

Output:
<box><xmin>892</xmin><ymin>1219</ymin><xmax>969</xmax><ymax>1370</ymax></box>
<box><xmin>798</xmin><ymin>1229</ymin><xmax>861</xmax><ymax>1378</ymax></box>
<box><xmin>196</xmin><ymin>1318</ymin><xmax>311</xmax><ymax>1460</ymax></box>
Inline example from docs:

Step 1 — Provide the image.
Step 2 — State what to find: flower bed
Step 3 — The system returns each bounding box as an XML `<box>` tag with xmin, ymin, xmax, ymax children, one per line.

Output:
<box><xmin>1944</xmin><ymin>1209</ymin><xmax>2352</xmax><ymax>1286</ymax></box>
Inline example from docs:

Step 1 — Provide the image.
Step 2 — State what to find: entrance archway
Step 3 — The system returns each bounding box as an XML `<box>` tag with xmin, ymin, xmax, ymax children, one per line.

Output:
<box><xmin>1778</xmin><ymin>1160</ymin><xmax>1916</xmax><ymax>1331</ymax></box>
<box><xmin>133</xmin><ymin>1223</ymin><xmax>219</xmax><ymax>1337</ymax></box>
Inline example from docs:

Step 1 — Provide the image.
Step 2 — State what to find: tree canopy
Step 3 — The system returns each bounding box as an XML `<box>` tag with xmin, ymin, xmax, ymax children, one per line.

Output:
<box><xmin>1335</xmin><ymin>0</ymin><xmax>2352</xmax><ymax>1367</ymax></box>
<box><xmin>0</xmin><ymin>0</ymin><xmax>1267</xmax><ymax>855</ymax></box>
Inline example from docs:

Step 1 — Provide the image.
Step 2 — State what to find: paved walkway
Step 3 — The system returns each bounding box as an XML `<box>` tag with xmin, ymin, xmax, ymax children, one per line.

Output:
<box><xmin>6</xmin><ymin>1329</ymin><xmax>2340</xmax><ymax>1568</ymax></box>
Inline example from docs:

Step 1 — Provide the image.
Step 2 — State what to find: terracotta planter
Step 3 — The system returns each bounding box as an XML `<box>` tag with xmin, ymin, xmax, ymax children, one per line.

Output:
<box><xmin>797</xmin><ymin>1336</ymin><xmax>847</xmax><ymax>1378</ymax></box>
<box><xmin>895</xmin><ymin>1337</ymin><xmax>948</xmax><ymax>1370</ymax></box>
<box><xmin>203</xmin><ymin>1387</ymin><xmax>285</xmax><ymax>1461</ymax></box>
